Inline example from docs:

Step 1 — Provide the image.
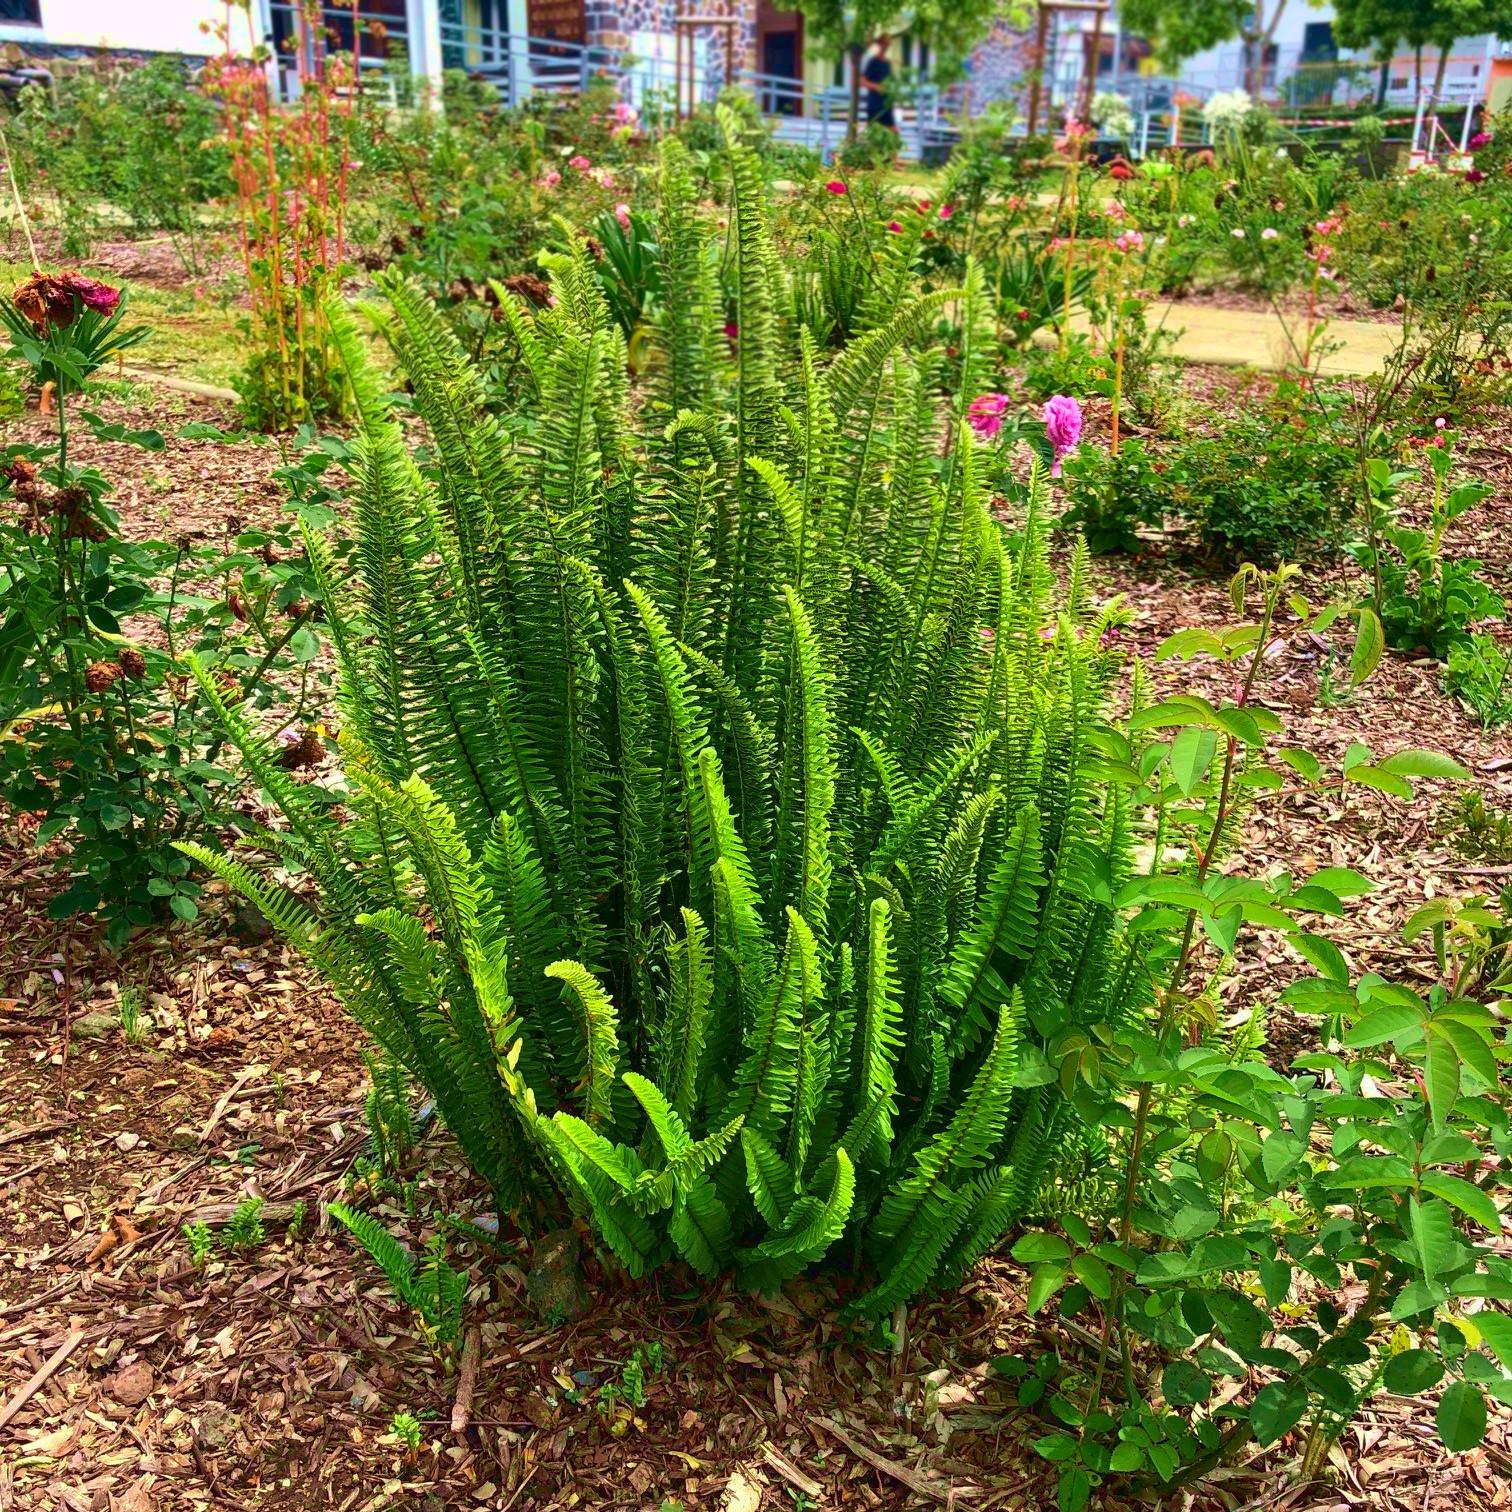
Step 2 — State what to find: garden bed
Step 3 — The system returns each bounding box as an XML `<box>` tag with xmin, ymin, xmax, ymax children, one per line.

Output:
<box><xmin>3</xmin><ymin>365</ymin><xmax>1510</xmax><ymax>1510</ymax></box>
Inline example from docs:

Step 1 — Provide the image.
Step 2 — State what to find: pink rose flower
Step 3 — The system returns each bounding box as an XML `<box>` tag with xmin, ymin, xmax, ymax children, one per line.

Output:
<box><xmin>614</xmin><ymin>202</ymin><xmax>631</xmax><ymax>229</ymax></box>
<box><xmin>569</xmin><ymin>154</ymin><xmax>591</xmax><ymax>171</ymax></box>
<box><xmin>540</xmin><ymin>169</ymin><xmax>561</xmax><ymax>188</ymax></box>
<box><xmin>1042</xmin><ymin>395</ymin><xmax>1083</xmax><ymax>477</ymax></box>
<box><xmin>886</xmin><ymin>221</ymin><xmax>903</xmax><ymax>233</ymax></box>
<box><xmin>825</xmin><ymin>179</ymin><xmax>847</xmax><ymax>195</ymax></box>
<box><xmin>967</xmin><ymin>392</ymin><xmax>1010</xmax><ymax>441</ymax></box>
<box><xmin>938</xmin><ymin>203</ymin><xmax>954</xmax><ymax>221</ymax></box>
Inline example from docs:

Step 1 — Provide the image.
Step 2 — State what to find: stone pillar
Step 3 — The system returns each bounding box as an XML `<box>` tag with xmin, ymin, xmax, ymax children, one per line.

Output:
<box><xmin>407</xmin><ymin>0</ymin><xmax>446</xmax><ymax>106</ymax></box>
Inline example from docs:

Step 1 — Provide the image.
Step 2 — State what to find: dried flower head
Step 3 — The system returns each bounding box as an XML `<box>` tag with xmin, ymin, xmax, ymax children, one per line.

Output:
<box><xmin>119</xmin><ymin>647</ymin><xmax>147</xmax><ymax>681</ymax></box>
<box><xmin>502</xmin><ymin>272</ymin><xmax>554</xmax><ymax>308</ymax></box>
<box><xmin>280</xmin><ymin>728</ymin><xmax>326</xmax><ymax>770</ymax></box>
<box><xmin>12</xmin><ymin>270</ymin><xmax>121</xmax><ymax>332</ymax></box>
<box><xmin>86</xmin><ymin>660</ymin><xmax>124</xmax><ymax>693</ymax></box>
<box><xmin>5</xmin><ymin>456</ymin><xmax>40</xmax><ymax>502</ymax></box>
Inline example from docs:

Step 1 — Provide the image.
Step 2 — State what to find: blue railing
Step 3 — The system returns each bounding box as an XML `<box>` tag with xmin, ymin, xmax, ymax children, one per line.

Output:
<box><xmin>266</xmin><ymin>1</ymin><xmax>412</xmax><ymax>101</ymax></box>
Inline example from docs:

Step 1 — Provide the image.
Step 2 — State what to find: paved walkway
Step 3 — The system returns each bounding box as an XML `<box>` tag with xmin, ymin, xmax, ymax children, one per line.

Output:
<box><xmin>1071</xmin><ymin>301</ymin><xmax>1404</xmax><ymax>377</ymax></box>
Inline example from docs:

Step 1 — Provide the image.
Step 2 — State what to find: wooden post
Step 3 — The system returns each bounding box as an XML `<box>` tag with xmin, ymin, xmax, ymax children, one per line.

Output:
<box><xmin>1026</xmin><ymin>2</ymin><xmax>1050</xmax><ymax>135</ymax></box>
<box><xmin>1079</xmin><ymin>3</ymin><xmax>1103</xmax><ymax>125</ymax></box>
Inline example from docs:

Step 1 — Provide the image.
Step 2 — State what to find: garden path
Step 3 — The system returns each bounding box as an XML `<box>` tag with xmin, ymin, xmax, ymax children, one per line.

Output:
<box><xmin>1069</xmin><ymin>300</ymin><xmax>1405</xmax><ymax>375</ymax></box>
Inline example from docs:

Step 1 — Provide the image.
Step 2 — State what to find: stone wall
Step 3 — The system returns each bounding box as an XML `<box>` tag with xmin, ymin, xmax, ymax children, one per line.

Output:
<box><xmin>584</xmin><ymin>0</ymin><xmax>755</xmax><ymax>86</ymax></box>
<box><xmin>960</xmin><ymin>19</ymin><xmax>1036</xmax><ymax>114</ymax></box>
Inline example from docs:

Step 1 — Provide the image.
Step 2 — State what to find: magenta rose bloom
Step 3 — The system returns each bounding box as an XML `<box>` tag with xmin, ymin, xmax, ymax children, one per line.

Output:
<box><xmin>59</xmin><ymin>272</ymin><xmax>122</xmax><ymax>318</ymax></box>
<box><xmin>825</xmin><ymin>179</ymin><xmax>847</xmax><ymax>195</ymax></box>
<box><xmin>967</xmin><ymin>392</ymin><xmax>1010</xmax><ymax>440</ymax></box>
<box><xmin>1043</xmin><ymin>395</ymin><xmax>1083</xmax><ymax>476</ymax></box>
<box><xmin>13</xmin><ymin>270</ymin><xmax>121</xmax><ymax>331</ymax></box>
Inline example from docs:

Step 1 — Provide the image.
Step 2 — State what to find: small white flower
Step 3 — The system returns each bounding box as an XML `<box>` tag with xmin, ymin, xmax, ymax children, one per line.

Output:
<box><xmin>1261</xmin><ymin>226</ymin><xmax>1279</xmax><ymax>240</ymax></box>
<box><xmin>1231</xmin><ymin>227</ymin><xmax>1246</xmax><ymax>239</ymax></box>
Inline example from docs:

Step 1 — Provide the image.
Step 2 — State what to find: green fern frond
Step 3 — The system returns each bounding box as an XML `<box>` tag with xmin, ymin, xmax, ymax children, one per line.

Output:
<box><xmin>544</xmin><ymin>960</ymin><xmax>622</xmax><ymax>1126</ymax></box>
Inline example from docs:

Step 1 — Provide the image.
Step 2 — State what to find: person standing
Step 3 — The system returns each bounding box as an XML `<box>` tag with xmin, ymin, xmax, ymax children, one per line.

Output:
<box><xmin>861</xmin><ymin>35</ymin><xmax>897</xmax><ymax>131</ymax></box>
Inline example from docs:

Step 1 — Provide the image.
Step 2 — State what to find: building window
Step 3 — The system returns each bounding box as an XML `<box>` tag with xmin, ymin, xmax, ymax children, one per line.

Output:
<box><xmin>1301</xmin><ymin>21</ymin><xmax>1335</xmax><ymax>60</ymax></box>
<box><xmin>0</xmin><ymin>0</ymin><xmax>43</xmax><ymax>22</ymax></box>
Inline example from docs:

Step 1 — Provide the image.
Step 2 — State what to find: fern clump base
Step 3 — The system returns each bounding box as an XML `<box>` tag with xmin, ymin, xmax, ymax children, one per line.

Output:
<box><xmin>186</xmin><ymin>117</ymin><xmax>1145</xmax><ymax>1313</ymax></box>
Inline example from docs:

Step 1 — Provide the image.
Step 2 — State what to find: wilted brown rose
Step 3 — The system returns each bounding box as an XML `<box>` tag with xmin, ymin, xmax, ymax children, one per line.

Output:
<box><xmin>13</xmin><ymin>270</ymin><xmax>121</xmax><ymax>331</ymax></box>
<box><xmin>14</xmin><ymin>274</ymin><xmax>74</xmax><ymax>331</ymax></box>
<box><xmin>86</xmin><ymin>660</ymin><xmax>123</xmax><ymax>693</ymax></box>
<box><xmin>280</xmin><ymin>728</ymin><xmax>326</xmax><ymax>770</ymax></box>
<box><xmin>5</xmin><ymin>457</ymin><xmax>40</xmax><ymax>504</ymax></box>
<box><xmin>502</xmin><ymin>272</ymin><xmax>553</xmax><ymax>308</ymax></box>
<box><xmin>119</xmin><ymin>648</ymin><xmax>147</xmax><ymax>681</ymax></box>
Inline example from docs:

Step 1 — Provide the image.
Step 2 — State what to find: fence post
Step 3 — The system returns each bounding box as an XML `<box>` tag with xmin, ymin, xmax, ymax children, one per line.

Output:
<box><xmin>406</xmin><ymin>0</ymin><xmax>446</xmax><ymax>110</ymax></box>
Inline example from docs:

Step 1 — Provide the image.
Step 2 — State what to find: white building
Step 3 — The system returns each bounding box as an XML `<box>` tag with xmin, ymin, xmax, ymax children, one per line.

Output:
<box><xmin>1168</xmin><ymin>4</ymin><xmax>1512</xmax><ymax>111</ymax></box>
<box><xmin>4</xmin><ymin>0</ymin><xmax>1510</xmax><ymax>119</ymax></box>
<box><xmin>0</xmin><ymin>1</ymin><xmax>456</xmax><ymax>96</ymax></box>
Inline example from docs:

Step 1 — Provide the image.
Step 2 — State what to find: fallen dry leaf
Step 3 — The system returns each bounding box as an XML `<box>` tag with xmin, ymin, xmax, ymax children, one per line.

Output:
<box><xmin>721</xmin><ymin>1468</ymin><xmax>765</xmax><ymax>1512</ymax></box>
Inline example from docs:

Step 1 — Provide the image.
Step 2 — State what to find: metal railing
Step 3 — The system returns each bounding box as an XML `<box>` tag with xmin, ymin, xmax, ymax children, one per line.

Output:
<box><xmin>735</xmin><ymin>71</ymin><xmax>952</xmax><ymax>163</ymax></box>
<box><xmin>266</xmin><ymin>1</ymin><xmax>412</xmax><ymax>102</ymax></box>
<box><xmin>436</xmin><ymin>19</ymin><xmax>725</xmax><ymax>111</ymax></box>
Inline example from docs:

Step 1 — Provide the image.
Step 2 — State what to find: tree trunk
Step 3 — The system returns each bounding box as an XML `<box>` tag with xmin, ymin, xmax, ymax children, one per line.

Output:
<box><xmin>1375</xmin><ymin>60</ymin><xmax>1388</xmax><ymax>109</ymax></box>
<box><xmin>1429</xmin><ymin>42</ymin><xmax>1451</xmax><ymax>113</ymax></box>
<box><xmin>1415</xmin><ymin>45</ymin><xmax>1423</xmax><ymax>99</ymax></box>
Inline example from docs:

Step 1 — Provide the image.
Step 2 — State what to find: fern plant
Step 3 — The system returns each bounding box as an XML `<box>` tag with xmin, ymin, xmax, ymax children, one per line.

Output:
<box><xmin>328</xmin><ymin>1202</ymin><xmax>465</xmax><ymax>1347</ymax></box>
<box><xmin>185</xmin><ymin>115</ymin><xmax>1148</xmax><ymax>1315</ymax></box>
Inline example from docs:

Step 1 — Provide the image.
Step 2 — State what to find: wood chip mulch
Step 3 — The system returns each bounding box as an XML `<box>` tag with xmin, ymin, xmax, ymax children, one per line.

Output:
<box><xmin>3</xmin><ymin>374</ymin><xmax>1511</xmax><ymax>1511</ymax></box>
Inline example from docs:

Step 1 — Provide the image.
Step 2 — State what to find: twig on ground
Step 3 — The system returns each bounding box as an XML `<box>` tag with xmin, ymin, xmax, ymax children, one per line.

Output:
<box><xmin>198</xmin><ymin>1064</ymin><xmax>264</xmax><ymax>1145</ymax></box>
<box><xmin>451</xmin><ymin>1325</ymin><xmax>481</xmax><ymax>1435</ymax></box>
<box><xmin>0</xmin><ymin>1329</ymin><xmax>84</xmax><ymax>1431</ymax></box>
<box><xmin>813</xmin><ymin>1416</ymin><xmax>975</xmax><ymax>1505</ymax></box>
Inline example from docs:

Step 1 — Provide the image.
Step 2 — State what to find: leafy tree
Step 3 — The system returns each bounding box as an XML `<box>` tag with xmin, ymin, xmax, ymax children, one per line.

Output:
<box><xmin>1123</xmin><ymin>0</ymin><xmax>1511</xmax><ymax>101</ymax></box>
<box><xmin>791</xmin><ymin>0</ymin><xmax>1029</xmax><ymax>135</ymax></box>
<box><xmin>1118</xmin><ymin>0</ymin><xmax>1294</xmax><ymax>91</ymax></box>
<box><xmin>1336</xmin><ymin>0</ymin><xmax>1512</xmax><ymax>105</ymax></box>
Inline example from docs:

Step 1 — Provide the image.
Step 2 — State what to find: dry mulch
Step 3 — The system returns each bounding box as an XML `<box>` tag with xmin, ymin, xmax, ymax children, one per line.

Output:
<box><xmin>3</xmin><ymin>373</ymin><xmax>1512</xmax><ymax>1509</ymax></box>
